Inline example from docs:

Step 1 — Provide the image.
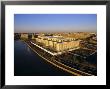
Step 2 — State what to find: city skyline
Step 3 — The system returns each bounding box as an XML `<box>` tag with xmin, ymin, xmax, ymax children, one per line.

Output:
<box><xmin>14</xmin><ymin>14</ymin><xmax>97</xmax><ymax>33</ymax></box>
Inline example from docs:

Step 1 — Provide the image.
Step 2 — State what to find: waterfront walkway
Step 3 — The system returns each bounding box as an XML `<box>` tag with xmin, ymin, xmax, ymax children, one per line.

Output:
<box><xmin>27</xmin><ymin>41</ymin><xmax>94</xmax><ymax>76</ymax></box>
<box><xmin>30</xmin><ymin>41</ymin><xmax>79</xmax><ymax>56</ymax></box>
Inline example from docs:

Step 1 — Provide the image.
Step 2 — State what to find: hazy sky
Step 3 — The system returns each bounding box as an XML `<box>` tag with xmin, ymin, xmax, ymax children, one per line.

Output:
<box><xmin>14</xmin><ymin>14</ymin><xmax>97</xmax><ymax>33</ymax></box>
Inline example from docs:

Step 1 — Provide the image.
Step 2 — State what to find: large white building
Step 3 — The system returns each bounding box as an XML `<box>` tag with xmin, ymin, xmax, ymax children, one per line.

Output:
<box><xmin>35</xmin><ymin>35</ymin><xmax>80</xmax><ymax>52</ymax></box>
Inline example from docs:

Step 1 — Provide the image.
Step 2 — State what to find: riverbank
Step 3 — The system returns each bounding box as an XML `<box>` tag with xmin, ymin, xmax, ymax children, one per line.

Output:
<box><xmin>15</xmin><ymin>40</ymin><xmax>74</xmax><ymax>76</ymax></box>
<box><xmin>24</xmin><ymin>40</ymin><xmax>93</xmax><ymax>76</ymax></box>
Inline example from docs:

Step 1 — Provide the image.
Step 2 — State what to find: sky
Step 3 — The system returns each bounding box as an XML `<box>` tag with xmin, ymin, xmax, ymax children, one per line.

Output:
<box><xmin>14</xmin><ymin>14</ymin><xmax>97</xmax><ymax>33</ymax></box>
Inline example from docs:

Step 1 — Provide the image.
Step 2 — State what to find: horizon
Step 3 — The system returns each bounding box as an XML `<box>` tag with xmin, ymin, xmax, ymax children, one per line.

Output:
<box><xmin>14</xmin><ymin>32</ymin><xmax>97</xmax><ymax>33</ymax></box>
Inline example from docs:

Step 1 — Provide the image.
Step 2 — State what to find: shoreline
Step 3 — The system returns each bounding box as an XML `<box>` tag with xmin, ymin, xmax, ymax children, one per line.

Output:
<box><xmin>23</xmin><ymin>40</ymin><xmax>94</xmax><ymax>76</ymax></box>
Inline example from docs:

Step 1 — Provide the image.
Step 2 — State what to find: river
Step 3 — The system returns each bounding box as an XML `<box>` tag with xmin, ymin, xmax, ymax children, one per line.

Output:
<box><xmin>14</xmin><ymin>40</ymin><xmax>72</xmax><ymax>76</ymax></box>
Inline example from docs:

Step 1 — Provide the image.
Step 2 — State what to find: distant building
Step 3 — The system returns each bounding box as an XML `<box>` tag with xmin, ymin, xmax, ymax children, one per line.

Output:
<box><xmin>21</xmin><ymin>33</ymin><xmax>28</xmax><ymax>39</ymax></box>
<box><xmin>20</xmin><ymin>33</ymin><xmax>37</xmax><ymax>40</ymax></box>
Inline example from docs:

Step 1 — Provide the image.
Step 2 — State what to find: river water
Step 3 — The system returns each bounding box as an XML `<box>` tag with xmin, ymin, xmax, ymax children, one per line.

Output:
<box><xmin>14</xmin><ymin>40</ymin><xmax>72</xmax><ymax>76</ymax></box>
